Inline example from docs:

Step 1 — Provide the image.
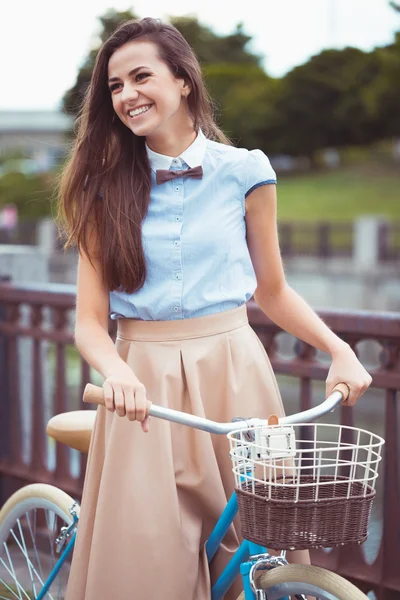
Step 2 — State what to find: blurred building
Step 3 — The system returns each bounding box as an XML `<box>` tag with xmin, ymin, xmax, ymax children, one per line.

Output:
<box><xmin>0</xmin><ymin>110</ymin><xmax>73</xmax><ymax>174</ymax></box>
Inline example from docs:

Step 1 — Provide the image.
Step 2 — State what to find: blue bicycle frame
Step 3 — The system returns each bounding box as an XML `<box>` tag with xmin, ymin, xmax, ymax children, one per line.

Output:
<box><xmin>206</xmin><ymin>492</ymin><xmax>288</xmax><ymax>600</ymax></box>
<box><xmin>206</xmin><ymin>492</ymin><xmax>266</xmax><ymax>599</ymax></box>
<box><xmin>37</xmin><ymin>493</ymin><xmax>288</xmax><ymax>600</ymax></box>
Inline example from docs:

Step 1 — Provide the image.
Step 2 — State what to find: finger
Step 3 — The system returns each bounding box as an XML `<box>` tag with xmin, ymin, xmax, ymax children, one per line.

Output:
<box><xmin>103</xmin><ymin>382</ymin><xmax>115</xmax><ymax>412</ymax></box>
<box><xmin>134</xmin><ymin>384</ymin><xmax>148</xmax><ymax>422</ymax></box>
<box><xmin>141</xmin><ymin>416</ymin><xmax>150</xmax><ymax>433</ymax></box>
<box><xmin>364</xmin><ymin>376</ymin><xmax>373</xmax><ymax>391</ymax></box>
<box><xmin>344</xmin><ymin>386</ymin><xmax>359</xmax><ymax>406</ymax></box>
<box><xmin>124</xmin><ymin>386</ymin><xmax>136</xmax><ymax>422</ymax></box>
<box><xmin>345</xmin><ymin>395</ymin><xmax>356</xmax><ymax>407</ymax></box>
<box><xmin>141</xmin><ymin>402</ymin><xmax>152</xmax><ymax>432</ymax></box>
<box><xmin>114</xmin><ymin>385</ymin><xmax>126</xmax><ymax>417</ymax></box>
<box><xmin>348</xmin><ymin>381</ymin><xmax>369</xmax><ymax>405</ymax></box>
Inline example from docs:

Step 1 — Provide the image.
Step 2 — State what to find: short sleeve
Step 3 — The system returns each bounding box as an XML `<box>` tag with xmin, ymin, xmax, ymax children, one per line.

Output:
<box><xmin>245</xmin><ymin>149</ymin><xmax>277</xmax><ymax>199</ymax></box>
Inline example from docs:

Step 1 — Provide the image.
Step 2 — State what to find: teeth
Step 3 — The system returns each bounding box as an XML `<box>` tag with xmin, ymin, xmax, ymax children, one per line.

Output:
<box><xmin>129</xmin><ymin>104</ymin><xmax>153</xmax><ymax>117</ymax></box>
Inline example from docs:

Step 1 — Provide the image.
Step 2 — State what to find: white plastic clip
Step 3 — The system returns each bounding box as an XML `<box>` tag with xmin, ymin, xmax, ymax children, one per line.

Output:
<box><xmin>255</xmin><ymin>415</ymin><xmax>297</xmax><ymax>460</ymax></box>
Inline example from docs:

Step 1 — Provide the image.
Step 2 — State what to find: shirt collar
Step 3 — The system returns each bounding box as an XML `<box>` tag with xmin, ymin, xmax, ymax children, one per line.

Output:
<box><xmin>145</xmin><ymin>128</ymin><xmax>207</xmax><ymax>173</ymax></box>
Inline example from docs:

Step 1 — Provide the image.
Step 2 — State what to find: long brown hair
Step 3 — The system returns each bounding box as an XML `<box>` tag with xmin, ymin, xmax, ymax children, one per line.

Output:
<box><xmin>57</xmin><ymin>17</ymin><xmax>232</xmax><ymax>293</ymax></box>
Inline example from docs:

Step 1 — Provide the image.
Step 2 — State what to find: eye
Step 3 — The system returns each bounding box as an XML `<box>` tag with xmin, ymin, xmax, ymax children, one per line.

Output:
<box><xmin>109</xmin><ymin>73</ymin><xmax>150</xmax><ymax>93</ymax></box>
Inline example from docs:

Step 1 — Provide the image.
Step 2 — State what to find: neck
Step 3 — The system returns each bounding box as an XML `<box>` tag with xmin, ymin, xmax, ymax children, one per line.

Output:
<box><xmin>146</xmin><ymin>122</ymin><xmax>197</xmax><ymax>157</ymax></box>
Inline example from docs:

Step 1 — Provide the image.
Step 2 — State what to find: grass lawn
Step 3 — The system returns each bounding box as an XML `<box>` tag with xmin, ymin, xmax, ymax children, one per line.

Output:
<box><xmin>276</xmin><ymin>163</ymin><xmax>400</xmax><ymax>222</ymax></box>
<box><xmin>0</xmin><ymin>583</ymin><xmax>32</xmax><ymax>598</ymax></box>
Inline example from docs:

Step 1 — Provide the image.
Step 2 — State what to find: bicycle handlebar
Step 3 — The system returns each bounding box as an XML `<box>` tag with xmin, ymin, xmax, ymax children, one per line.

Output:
<box><xmin>82</xmin><ymin>382</ymin><xmax>349</xmax><ymax>435</ymax></box>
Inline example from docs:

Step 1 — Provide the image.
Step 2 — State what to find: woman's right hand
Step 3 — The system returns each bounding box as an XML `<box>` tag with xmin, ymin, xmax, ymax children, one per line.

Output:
<box><xmin>102</xmin><ymin>366</ymin><xmax>151</xmax><ymax>433</ymax></box>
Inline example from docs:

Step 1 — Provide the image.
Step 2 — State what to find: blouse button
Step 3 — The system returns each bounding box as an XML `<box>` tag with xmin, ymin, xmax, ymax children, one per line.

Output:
<box><xmin>173</xmin><ymin>306</ymin><xmax>179</xmax><ymax>312</ymax></box>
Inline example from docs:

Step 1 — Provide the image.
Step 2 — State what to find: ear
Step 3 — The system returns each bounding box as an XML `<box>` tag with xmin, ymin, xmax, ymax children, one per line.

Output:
<box><xmin>181</xmin><ymin>80</ymin><xmax>191</xmax><ymax>98</ymax></box>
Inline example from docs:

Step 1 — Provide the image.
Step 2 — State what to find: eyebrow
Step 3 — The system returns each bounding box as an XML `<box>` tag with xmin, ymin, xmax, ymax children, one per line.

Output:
<box><xmin>108</xmin><ymin>66</ymin><xmax>150</xmax><ymax>83</ymax></box>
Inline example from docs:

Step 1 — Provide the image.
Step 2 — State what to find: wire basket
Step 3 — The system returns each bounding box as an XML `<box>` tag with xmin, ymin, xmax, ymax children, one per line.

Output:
<box><xmin>228</xmin><ymin>422</ymin><xmax>384</xmax><ymax>550</ymax></box>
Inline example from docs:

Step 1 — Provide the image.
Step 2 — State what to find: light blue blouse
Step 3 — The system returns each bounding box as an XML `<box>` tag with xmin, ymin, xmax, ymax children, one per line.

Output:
<box><xmin>109</xmin><ymin>128</ymin><xmax>277</xmax><ymax>321</ymax></box>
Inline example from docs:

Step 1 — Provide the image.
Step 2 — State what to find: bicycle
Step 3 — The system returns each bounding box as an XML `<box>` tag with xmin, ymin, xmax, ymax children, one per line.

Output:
<box><xmin>0</xmin><ymin>382</ymin><xmax>384</xmax><ymax>599</ymax></box>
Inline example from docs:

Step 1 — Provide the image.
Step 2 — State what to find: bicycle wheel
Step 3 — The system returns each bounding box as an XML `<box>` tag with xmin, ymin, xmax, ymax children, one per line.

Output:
<box><xmin>0</xmin><ymin>483</ymin><xmax>79</xmax><ymax>599</ymax></box>
<box><xmin>236</xmin><ymin>564</ymin><xmax>367</xmax><ymax>599</ymax></box>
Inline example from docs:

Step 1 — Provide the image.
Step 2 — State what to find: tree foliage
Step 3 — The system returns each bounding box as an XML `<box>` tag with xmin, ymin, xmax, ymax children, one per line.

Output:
<box><xmin>365</xmin><ymin>32</ymin><xmax>400</xmax><ymax>137</ymax></box>
<box><xmin>3</xmin><ymin>6</ymin><xmax>399</xmax><ymax>219</ymax></box>
<box><xmin>0</xmin><ymin>172</ymin><xmax>56</xmax><ymax>219</ymax></box>
<box><xmin>170</xmin><ymin>17</ymin><xmax>262</xmax><ymax>66</ymax></box>
<box><xmin>62</xmin><ymin>9</ymin><xmax>261</xmax><ymax>117</ymax></box>
<box><xmin>60</xmin><ymin>7</ymin><xmax>400</xmax><ymax>160</ymax></box>
<box><xmin>272</xmin><ymin>48</ymin><xmax>382</xmax><ymax>157</ymax></box>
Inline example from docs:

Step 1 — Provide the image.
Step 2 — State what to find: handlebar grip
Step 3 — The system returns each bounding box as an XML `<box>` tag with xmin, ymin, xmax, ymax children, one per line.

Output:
<box><xmin>332</xmin><ymin>382</ymin><xmax>350</xmax><ymax>402</ymax></box>
<box><xmin>83</xmin><ymin>383</ymin><xmax>105</xmax><ymax>405</ymax></box>
<box><xmin>83</xmin><ymin>383</ymin><xmax>152</xmax><ymax>414</ymax></box>
<box><xmin>83</xmin><ymin>381</ymin><xmax>350</xmax><ymax>406</ymax></box>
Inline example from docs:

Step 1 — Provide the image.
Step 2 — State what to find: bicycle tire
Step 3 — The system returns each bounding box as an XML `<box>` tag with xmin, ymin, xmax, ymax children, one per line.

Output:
<box><xmin>0</xmin><ymin>483</ymin><xmax>79</xmax><ymax>599</ymax></box>
<box><xmin>236</xmin><ymin>564</ymin><xmax>367</xmax><ymax>599</ymax></box>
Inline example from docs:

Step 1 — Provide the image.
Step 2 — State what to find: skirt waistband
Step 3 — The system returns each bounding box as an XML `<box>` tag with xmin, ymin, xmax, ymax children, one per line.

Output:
<box><xmin>116</xmin><ymin>304</ymin><xmax>248</xmax><ymax>341</ymax></box>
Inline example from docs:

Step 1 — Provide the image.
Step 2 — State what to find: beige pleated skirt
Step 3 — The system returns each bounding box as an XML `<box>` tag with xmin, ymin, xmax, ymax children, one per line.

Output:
<box><xmin>65</xmin><ymin>304</ymin><xmax>285</xmax><ymax>600</ymax></box>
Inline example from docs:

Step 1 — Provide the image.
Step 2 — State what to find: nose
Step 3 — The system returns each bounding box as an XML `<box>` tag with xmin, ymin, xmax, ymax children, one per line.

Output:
<box><xmin>121</xmin><ymin>82</ymin><xmax>139</xmax><ymax>103</ymax></box>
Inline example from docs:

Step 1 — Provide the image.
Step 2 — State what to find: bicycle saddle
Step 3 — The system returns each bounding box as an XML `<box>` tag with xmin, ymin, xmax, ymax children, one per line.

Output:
<box><xmin>46</xmin><ymin>411</ymin><xmax>96</xmax><ymax>453</ymax></box>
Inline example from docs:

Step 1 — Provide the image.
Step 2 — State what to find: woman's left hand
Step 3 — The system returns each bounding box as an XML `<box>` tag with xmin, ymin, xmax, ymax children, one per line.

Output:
<box><xmin>326</xmin><ymin>344</ymin><xmax>373</xmax><ymax>406</ymax></box>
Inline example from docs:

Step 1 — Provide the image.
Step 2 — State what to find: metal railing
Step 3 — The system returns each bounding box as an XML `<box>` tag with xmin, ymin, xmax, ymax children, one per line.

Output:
<box><xmin>1</xmin><ymin>220</ymin><xmax>399</xmax><ymax>261</ymax></box>
<box><xmin>0</xmin><ymin>281</ymin><xmax>399</xmax><ymax>598</ymax></box>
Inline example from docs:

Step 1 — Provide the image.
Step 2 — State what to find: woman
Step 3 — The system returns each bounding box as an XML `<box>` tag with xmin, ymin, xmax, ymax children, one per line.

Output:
<box><xmin>58</xmin><ymin>17</ymin><xmax>372</xmax><ymax>600</ymax></box>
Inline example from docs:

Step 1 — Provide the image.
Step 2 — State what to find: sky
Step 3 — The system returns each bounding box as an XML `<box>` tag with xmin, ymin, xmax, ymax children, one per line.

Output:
<box><xmin>1</xmin><ymin>0</ymin><xmax>399</xmax><ymax>111</ymax></box>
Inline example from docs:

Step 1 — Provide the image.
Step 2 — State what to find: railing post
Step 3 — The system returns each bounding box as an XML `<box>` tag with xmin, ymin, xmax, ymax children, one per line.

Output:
<box><xmin>378</xmin><ymin>222</ymin><xmax>390</xmax><ymax>262</ymax></box>
<box><xmin>37</xmin><ymin>217</ymin><xmax>57</xmax><ymax>252</ymax></box>
<box><xmin>353</xmin><ymin>216</ymin><xmax>386</xmax><ymax>269</ymax></box>
<box><xmin>381</xmin><ymin>389</ymin><xmax>400</xmax><ymax>597</ymax></box>
<box><xmin>279</xmin><ymin>223</ymin><xmax>293</xmax><ymax>257</ymax></box>
<box><xmin>0</xmin><ymin>276</ymin><xmax>11</xmax><ymax>504</ymax></box>
<box><xmin>317</xmin><ymin>223</ymin><xmax>330</xmax><ymax>258</ymax></box>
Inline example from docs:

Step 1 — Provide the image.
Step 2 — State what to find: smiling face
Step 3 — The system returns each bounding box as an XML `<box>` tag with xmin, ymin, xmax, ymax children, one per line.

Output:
<box><xmin>107</xmin><ymin>40</ymin><xmax>192</xmax><ymax>138</ymax></box>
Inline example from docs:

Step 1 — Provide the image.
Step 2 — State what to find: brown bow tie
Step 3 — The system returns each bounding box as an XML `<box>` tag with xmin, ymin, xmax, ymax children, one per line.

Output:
<box><xmin>156</xmin><ymin>165</ymin><xmax>203</xmax><ymax>185</ymax></box>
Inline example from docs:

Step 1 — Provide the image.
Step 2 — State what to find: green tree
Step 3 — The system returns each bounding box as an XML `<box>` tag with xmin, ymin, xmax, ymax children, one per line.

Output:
<box><xmin>61</xmin><ymin>6</ymin><xmax>400</xmax><ymax>160</ymax></box>
<box><xmin>272</xmin><ymin>48</ymin><xmax>380</xmax><ymax>159</ymax></box>
<box><xmin>204</xmin><ymin>63</ymin><xmax>280</xmax><ymax>150</ymax></box>
<box><xmin>168</xmin><ymin>17</ymin><xmax>262</xmax><ymax>66</ymax></box>
<box><xmin>365</xmin><ymin>32</ymin><xmax>400</xmax><ymax>136</ymax></box>
<box><xmin>0</xmin><ymin>172</ymin><xmax>56</xmax><ymax>219</ymax></box>
<box><xmin>63</xmin><ymin>8</ymin><xmax>139</xmax><ymax>116</ymax></box>
<box><xmin>62</xmin><ymin>9</ymin><xmax>262</xmax><ymax>118</ymax></box>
